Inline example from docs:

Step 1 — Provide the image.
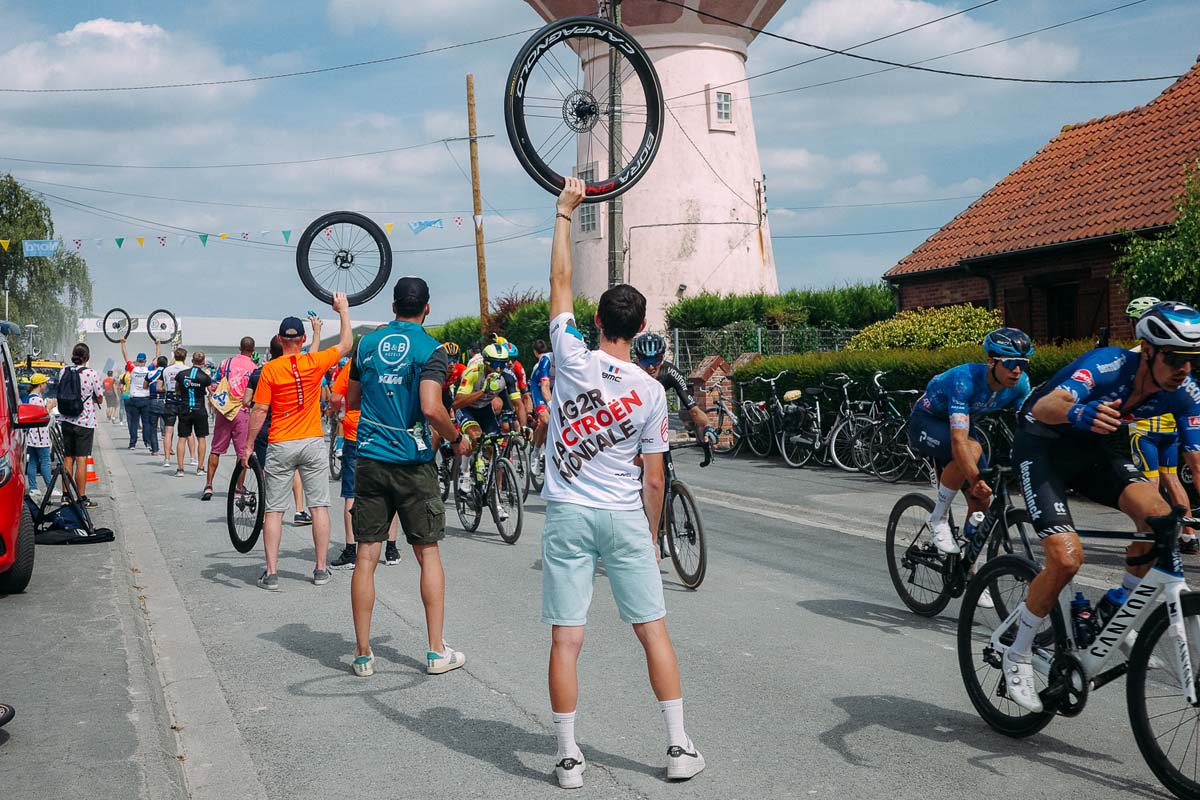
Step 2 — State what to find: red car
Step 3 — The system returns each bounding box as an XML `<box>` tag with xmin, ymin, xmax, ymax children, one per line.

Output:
<box><xmin>0</xmin><ymin>325</ymin><xmax>50</xmax><ymax>593</ymax></box>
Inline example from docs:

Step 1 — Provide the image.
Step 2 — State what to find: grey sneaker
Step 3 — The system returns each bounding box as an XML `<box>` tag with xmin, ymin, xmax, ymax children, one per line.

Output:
<box><xmin>313</xmin><ymin>568</ymin><xmax>331</xmax><ymax>586</ymax></box>
<box><xmin>257</xmin><ymin>572</ymin><xmax>280</xmax><ymax>592</ymax></box>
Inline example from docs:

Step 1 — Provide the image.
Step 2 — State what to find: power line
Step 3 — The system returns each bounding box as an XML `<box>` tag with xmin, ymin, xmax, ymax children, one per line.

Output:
<box><xmin>654</xmin><ymin>0</ymin><xmax>1182</xmax><ymax>85</ymax></box>
<box><xmin>664</xmin><ymin>104</ymin><xmax>758</xmax><ymax>213</ymax></box>
<box><xmin>440</xmin><ymin>140</ymin><xmax>539</xmax><ymax>229</ymax></box>
<box><xmin>0</xmin><ymin>29</ymin><xmax>539</xmax><ymax>93</ymax></box>
<box><xmin>774</xmin><ymin>226</ymin><xmax>939</xmax><ymax>239</ymax></box>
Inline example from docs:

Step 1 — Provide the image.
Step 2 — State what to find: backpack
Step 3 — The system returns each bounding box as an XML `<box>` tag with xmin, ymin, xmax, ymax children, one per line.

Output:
<box><xmin>56</xmin><ymin>366</ymin><xmax>85</xmax><ymax>417</ymax></box>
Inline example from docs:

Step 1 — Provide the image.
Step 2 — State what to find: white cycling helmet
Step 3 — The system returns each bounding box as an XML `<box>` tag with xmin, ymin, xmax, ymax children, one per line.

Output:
<box><xmin>1125</xmin><ymin>296</ymin><xmax>1160</xmax><ymax>319</ymax></box>
<box><xmin>1136</xmin><ymin>301</ymin><xmax>1200</xmax><ymax>350</ymax></box>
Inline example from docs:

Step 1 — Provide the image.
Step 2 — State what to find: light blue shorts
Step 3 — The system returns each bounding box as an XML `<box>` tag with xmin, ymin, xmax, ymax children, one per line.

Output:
<box><xmin>541</xmin><ymin>500</ymin><xmax>666</xmax><ymax>626</ymax></box>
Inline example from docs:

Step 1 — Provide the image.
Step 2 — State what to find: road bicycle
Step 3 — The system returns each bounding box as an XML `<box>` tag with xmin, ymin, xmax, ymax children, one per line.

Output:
<box><xmin>655</xmin><ymin>444</ymin><xmax>710</xmax><ymax>589</ymax></box>
<box><xmin>503</xmin><ymin>16</ymin><xmax>664</xmax><ymax>202</ymax></box>
<box><xmin>886</xmin><ymin>465</ymin><xmax>1036</xmax><ymax>616</ymax></box>
<box><xmin>957</xmin><ymin>506</ymin><xmax>1200</xmax><ymax>800</ymax></box>
<box><xmin>705</xmin><ymin>375</ymin><xmax>744</xmax><ymax>456</ymax></box>
<box><xmin>855</xmin><ymin>372</ymin><xmax>919</xmax><ymax>476</ymax></box>
<box><xmin>864</xmin><ymin>415</ymin><xmax>937</xmax><ymax>484</ymax></box>
<box><xmin>453</xmin><ymin>431</ymin><xmax>524</xmax><ymax>544</ymax></box>
<box><xmin>498</xmin><ymin>416</ymin><xmax>533</xmax><ymax>501</ymax></box>
<box><xmin>227</xmin><ymin>455</ymin><xmax>265</xmax><ymax>553</ymax></box>
<box><xmin>738</xmin><ymin>370</ymin><xmax>794</xmax><ymax>460</ymax></box>
<box><xmin>779</xmin><ymin>373</ymin><xmax>871</xmax><ymax>471</ymax></box>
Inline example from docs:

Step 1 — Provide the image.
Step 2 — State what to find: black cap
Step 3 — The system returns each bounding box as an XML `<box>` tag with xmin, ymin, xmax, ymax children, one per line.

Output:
<box><xmin>278</xmin><ymin>316</ymin><xmax>305</xmax><ymax>338</ymax></box>
<box><xmin>393</xmin><ymin>276</ymin><xmax>430</xmax><ymax>309</ymax></box>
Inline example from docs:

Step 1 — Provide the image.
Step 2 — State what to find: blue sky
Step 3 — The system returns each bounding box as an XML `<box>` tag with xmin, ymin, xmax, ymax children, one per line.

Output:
<box><xmin>2</xmin><ymin>0</ymin><xmax>1198</xmax><ymax>326</ymax></box>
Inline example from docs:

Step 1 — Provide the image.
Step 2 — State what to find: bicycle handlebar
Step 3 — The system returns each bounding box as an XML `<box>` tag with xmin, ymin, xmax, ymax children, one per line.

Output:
<box><xmin>752</xmin><ymin>370</ymin><xmax>791</xmax><ymax>384</ymax></box>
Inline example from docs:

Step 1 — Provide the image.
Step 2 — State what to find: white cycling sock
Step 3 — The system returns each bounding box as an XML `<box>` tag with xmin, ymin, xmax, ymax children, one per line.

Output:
<box><xmin>659</xmin><ymin>698</ymin><xmax>690</xmax><ymax>749</ymax></box>
<box><xmin>1184</xmin><ymin>532</ymin><xmax>1198</xmax><ymax>542</ymax></box>
<box><xmin>552</xmin><ymin>710</ymin><xmax>581</xmax><ymax>759</ymax></box>
<box><xmin>1123</xmin><ymin>571</ymin><xmax>1141</xmax><ymax>592</ymax></box>
<box><xmin>1009</xmin><ymin>603</ymin><xmax>1043</xmax><ymax>661</ymax></box>
<box><xmin>459</xmin><ymin>454</ymin><xmax>471</xmax><ymax>474</ymax></box>
<box><xmin>930</xmin><ymin>482</ymin><xmax>956</xmax><ymax>524</ymax></box>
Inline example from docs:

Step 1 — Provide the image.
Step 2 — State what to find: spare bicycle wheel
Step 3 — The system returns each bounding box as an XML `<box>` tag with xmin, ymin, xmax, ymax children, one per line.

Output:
<box><xmin>296</xmin><ymin>211</ymin><xmax>392</xmax><ymax>307</ymax></box>
<box><xmin>147</xmin><ymin>309</ymin><xmax>178</xmax><ymax>343</ymax></box>
<box><xmin>102</xmin><ymin>308</ymin><xmax>132</xmax><ymax>343</ymax></box>
<box><xmin>227</xmin><ymin>456</ymin><xmax>265</xmax><ymax>554</ymax></box>
<box><xmin>505</xmin><ymin>16</ymin><xmax>664</xmax><ymax>203</ymax></box>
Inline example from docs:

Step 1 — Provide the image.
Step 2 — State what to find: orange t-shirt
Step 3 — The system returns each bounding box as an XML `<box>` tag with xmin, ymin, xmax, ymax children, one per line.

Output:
<box><xmin>255</xmin><ymin>346</ymin><xmax>341</xmax><ymax>443</ymax></box>
<box><xmin>331</xmin><ymin>364</ymin><xmax>359</xmax><ymax>442</ymax></box>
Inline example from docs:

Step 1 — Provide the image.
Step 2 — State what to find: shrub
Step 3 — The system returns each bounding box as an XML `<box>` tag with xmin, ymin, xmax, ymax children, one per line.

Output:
<box><xmin>732</xmin><ymin>339</ymin><xmax>1108</xmax><ymax>399</ymax></box>
<box><xmin>490</xmin><ymin>287</ymin><xmax>545</xmax><ymax>334</ymax></box>
<box><xmin>664</xmin><ymin>283</ymin><xmax>895</xmax><ymax>330</ymax></box>
<box><xmin>845</xmin><ymin>304</ymin><xmax>1003</xmax><ymax>351</ymax></box>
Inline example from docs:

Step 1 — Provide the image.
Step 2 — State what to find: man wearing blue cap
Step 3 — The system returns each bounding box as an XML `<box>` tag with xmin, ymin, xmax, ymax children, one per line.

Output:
<box><xmin>120</xmin><ymin>337</ymin><xmax>160</xmax><ymax>453</ymax></box>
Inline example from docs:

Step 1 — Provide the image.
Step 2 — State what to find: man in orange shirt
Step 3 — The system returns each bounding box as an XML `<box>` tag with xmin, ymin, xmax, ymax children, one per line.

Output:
<box><xmin>328</xmin><ymin>356</ymin><xmax>400</xmax><ymax>570</ymax></box>
<box><xmin>241</xmin><ymin>292</ymin><xmax>352</xmax><ymax>591</ymax></box>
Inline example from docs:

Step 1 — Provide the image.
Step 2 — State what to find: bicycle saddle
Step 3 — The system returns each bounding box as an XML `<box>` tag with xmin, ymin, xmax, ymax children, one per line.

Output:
<box><xmin>782</xmin><ymin>390</ymin><xmax>803</xmax><ymax>402</ymax></box>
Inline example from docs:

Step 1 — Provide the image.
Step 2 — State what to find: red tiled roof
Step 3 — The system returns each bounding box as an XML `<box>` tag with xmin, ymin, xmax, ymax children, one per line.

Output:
<box><xmin>885</xmin><ymin>56</ymin><xmax>1200</xmax><ymax>279</ymax></box>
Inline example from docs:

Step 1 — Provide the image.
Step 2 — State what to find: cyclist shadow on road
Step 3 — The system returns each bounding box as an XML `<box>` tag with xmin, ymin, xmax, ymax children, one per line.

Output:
<box><xmin>362</xmin><ymin>696</ymin><xmax>660</xmax><ymax>785</ymax></box>
<box><xmin>797</xmin><ymin>598</ymin><xmax>959</xmax><ymax>637</ymax></box>
<box><xmin>260</xmin><ymin>622</ymin><xmax>428</xmax><ymax>676</ymax></box>
<box><xmin>820</xmin><ymin>695</ymin><xmax>1164</xmax><ymax>797</ymax></box>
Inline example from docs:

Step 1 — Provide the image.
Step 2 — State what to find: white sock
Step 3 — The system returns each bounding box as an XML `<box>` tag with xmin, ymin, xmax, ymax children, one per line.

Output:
<box><xmin>1122</xmin><ymin>571</ymin><xmax>1141</xmax><ymax>592</ymax></box>
<box><xmin>1009</xmin><ymin>603</ymin><xmax>1043</xmax><ymax>661</ymax></box>
<box><xmin>552</xmin><ymin>710</ymin><xmax>581</xmax><ymax>759</ymax></box>
<box><xmin>459</xmin><ymin>454</ymin><xmax>471</xmax><ymax>474</ymax></box>
<box><xmin>930</xmin><ymin>482</ymin><xmax>956</xmax><ymax>525</ymax></box>
<box><xmin>1184</xmin><ymin>532</ymin><xmax>1198</xmax><ymax>542</ymax></box>
<box><xmin>659</xmin><ymin>698</ymin><xmax>690</xmax><ymax>749</ymax></box>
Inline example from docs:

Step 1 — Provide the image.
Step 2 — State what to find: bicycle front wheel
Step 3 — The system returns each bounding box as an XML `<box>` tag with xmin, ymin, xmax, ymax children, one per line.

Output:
<box><xmin>147</xmin><ymin>308</ymin><xmax>178</xmax><ymax>344</ymax></box>
<box><xmin>666</xmin><ymin>481</ymin><xmax>706</xmax><ymax>589</ymax></box>
<box><xmin>454</xmin><ymin>466</ymin><xmax>482</xmax><ymax>532</ymax></box>
<box><xmin>777</xmin><ymin>409</ymin><xmax>816</xmax><ymax>468</ymax></box>
<box><xmin>492</xmin><ymin>458</ymin><xmax>524</xmax><ymax>544</ymax></box>
<box><xmin>713</xmin><ymin>406</ymin><xmax>739</xmax><ymax>455</ymax></box>
<box><xmin>885</xmin><ymin>493</ymin><xmax>951</xmax><ymax>616</ymax></box>
<box><xmin>529</xmin><ymin>443</ymin><xmax>545</xmax><ymax>492</ymax></box>
<box><xmin>296</xmin><ymin>211</ymin><xmax>392</xmax><ymax>306</ymax></box>
<box><xmin>829</xmin><ymin>416</ymin><xmax>865</xmax><ymax>473</ymax></box>
<box><xmin>102</xmin><ymin>307</ymin><xmax>131</xmax><ymax>344</ymax></box>
<box><xmin>328</xmin><ymin>434</ymin><xmax>343</xmax><ymax>481</ymax></box>
<box><xmin>227</xmin><ymin>457</ymin><xmax>265</xmax><ymax>554</ymax></box>
<box><xmin>742</xmin><ymin>404</ymin><xmax>773</xmax><ymax>458</ymax></box>
<box><xmin>504</xmin><ymin>16</ymin><xmax>664</xmax><ymax>202</ymax></box>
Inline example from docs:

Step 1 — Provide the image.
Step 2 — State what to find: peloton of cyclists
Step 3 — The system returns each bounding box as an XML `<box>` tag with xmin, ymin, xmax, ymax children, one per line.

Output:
<box><xmin>908</xmin><ymin>328</ymin><xmax>1034</xmax><ymax>555</ymax></box>
<box><xmin>1004</xmin><ymin>300</ymin><xmax>1200</xmax><ymax>713</ymax></box>
<box><xmin>452</xmin><ymin>341</ymin><xmax>527</xmax><ymax>499</ymax></box>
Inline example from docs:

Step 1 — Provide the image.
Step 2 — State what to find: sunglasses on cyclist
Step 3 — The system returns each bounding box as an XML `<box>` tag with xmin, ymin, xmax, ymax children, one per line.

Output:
<box><xmin>1158</xmin><ymin>350</ymin><xmax>1200</xmax><ymax>370</ymax></box>
<box><xmin>638</xmin><ymin>357</ymin><xmax>663</xmax><ymax>368</ymax></box>
<box><xmin>996</xmin><ymin>358</ymin><xmax>1029</xmax><ymax>371</ymax></box>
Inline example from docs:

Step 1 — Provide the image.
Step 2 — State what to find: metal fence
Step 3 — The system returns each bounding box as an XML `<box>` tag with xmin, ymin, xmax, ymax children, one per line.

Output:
<box><xmin>664</xmin><ymin>327</ymin><xmax>858</xmax><ymax>376</ymax></box>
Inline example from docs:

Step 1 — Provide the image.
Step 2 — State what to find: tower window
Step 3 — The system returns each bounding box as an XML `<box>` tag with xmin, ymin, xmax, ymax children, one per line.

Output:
<box><xmin>578</xmin><ymin>166</ymin><xmax>597</xmax><ymax>233</ymax></box>
<box><xmin>716</xmin><ymin>92</ymin><xmax>732</xmax><ymax>122</ymax></box>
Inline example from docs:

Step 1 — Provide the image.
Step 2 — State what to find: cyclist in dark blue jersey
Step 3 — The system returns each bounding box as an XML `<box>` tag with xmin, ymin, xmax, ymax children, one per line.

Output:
<box><xmin>530</xmin><ymin>338</ymin><xmax>554</xmax><ymax>449</ymax></box>
<box><xmin>1003</xmin><ymin>301</ymin><xmax>1200</xmax><ymax>713</ymax></box>
<box><xmin>909</xmin><ymin>328</ymin><xmax>1033</xmax><ymax>554</ymax></box>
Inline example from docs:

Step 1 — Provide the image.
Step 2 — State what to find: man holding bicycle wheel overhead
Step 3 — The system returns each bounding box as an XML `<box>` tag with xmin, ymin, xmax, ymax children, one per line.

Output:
<box><xmin>1005</xmin><ymin>301</ymin><xmax>1200</xmax><ymax>713</ymax></box>
<box><xmin>908</xmin><ymin>328</ymin><xmax>1033</xmax><ymax>555</ymax></box>
<box><xmin>541</xmin><ymin>178</ymin><xmax>703</xmax><ymax>789</ymax></box>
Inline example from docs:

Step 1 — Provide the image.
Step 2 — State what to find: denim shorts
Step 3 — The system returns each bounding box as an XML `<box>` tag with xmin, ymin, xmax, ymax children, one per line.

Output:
<box><xmin>541</xmin><ymin>500</ymin><xmax>666</xmax><ymax>626</ymax></box>
<box><xmin>340</xmin><ymin>439</ymin><xmax>358</xmax><ymax>499</ymax></box>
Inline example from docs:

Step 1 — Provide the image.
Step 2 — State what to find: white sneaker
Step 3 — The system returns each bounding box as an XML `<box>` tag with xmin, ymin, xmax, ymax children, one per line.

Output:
<box><xmin>555</xmin><ymin>753</ymin><xmax>585</xmax><ymax>789</ymax></box>
<box><xmin>427</xmin><ymin>643</ymin><xmax>466</xmax><ymax>675</ymax></box>
<box><xmin>189</xmin><ymin>458</ymin><xmax>198</xmax><ymax>466</ymax></box>
<box><xmin>496</xmin><ymin>505</ymin><xmax>509</xmax><ymax>522</ymax></box>
<box><xmin>457</xmin><ymin>473</ymin><xmax>473</xmax><ymax>494</ymax></box>
<box><xmin>977</xmin><ymin>587</ymin><xmax>995</xmax><ymax>609</ymax></box>
<box><xmin>666</xmin><ymin>740</ymin><xmax>706</xmax><ymax>781</ymax></box>
<box><xmin>929</xmin><ymin>519</ymin><xmax>960</xmax><ymax>554</ymax></box>
<box><xmin>1002</xmin><ymin>650</ymin><xmax>1043</xmax><ymax>713</ymax></box>
<box><xmin>161</xmin><ymin>458</ymin><xmax>171</xmax><ymax>468</ymax></box>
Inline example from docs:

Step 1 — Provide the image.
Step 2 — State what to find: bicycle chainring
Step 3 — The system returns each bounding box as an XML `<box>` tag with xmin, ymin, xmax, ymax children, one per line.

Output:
<box><xmin>1045</xmin><ymin>653</ymin><xmax>1089</xmax><ymax>717</ymax></box>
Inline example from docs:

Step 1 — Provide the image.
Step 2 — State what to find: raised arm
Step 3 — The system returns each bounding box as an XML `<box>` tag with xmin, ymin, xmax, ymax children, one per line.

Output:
<box><xmin>550</xmin><ymin>177</ymin><xmax>586</xmax><ymax>319</ymax></box>
<box><xmin>119</xmin><ymin>337</ymin><xmax>130</xmax><ymax>364</ymax></box>
<box><xmin>331</xmin><ymin>291</ymin><xmax>352</xmax><ymax>357</ymax></box>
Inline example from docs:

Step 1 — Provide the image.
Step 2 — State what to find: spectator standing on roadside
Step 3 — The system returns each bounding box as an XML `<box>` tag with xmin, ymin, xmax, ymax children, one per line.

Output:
<box><xmin>23</xmin><ymin>373</ymin><xmax>54</xmax><ymax>498</ymax></box>
<box><xmin>161</xmin><ymin>348</ymin><xmax>189</xmax><ymax>468</ymax></box>
<box><xmin>540</xmin><ymin>179</ymin><xmax>703</xmax><ymax>788</ymax></box>
<box><xmin>242</xmin><ymin>295</ymin><xmax>352</xmax><ymax>590</ymax></box>
<box><xmin>119</xmin><ymin>369</ymin><xmax>131</xmax><ymax>425</ymax></box>
<box><xmin>58</xmin><ymin>342</ymin><xmax>104</xmax><ymax>509</ymax></box>
<box><xmin>102</xmin><ymin>370</ymin><xmax>118</xmax><ymax>424</ymax></box>
<box><xmin>204</xmin><ymin>337</ymin><xmax>256</xmax><ymax>499</ymax></box>
<box><xmin>174</xmin><ymin>352</ymin><xmax>213</xmax><ymax>478</ymax></box>
<box><xmin>241</xmin><ymin>336</ymin><xmax>309</xmax><ymax>513</ymax></box>
<box><xmin>120</xmin><ymin>338</ymin><xmax>160</xmax><ymax>451</ymax></box>
<box><xmin>145</xmin><ymin>355</ymin><xmax>168</xmax><ymax>457</ymax></box>
<box><xmin>346</xmin><ymin>277</ymin><xmax>471</xmax><ymax>678</ymax></box>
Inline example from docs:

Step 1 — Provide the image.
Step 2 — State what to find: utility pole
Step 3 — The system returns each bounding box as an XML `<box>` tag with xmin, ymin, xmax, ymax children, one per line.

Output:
<box><xmin>605</xmin><ymin>0</ymin><xmax>624</xmax><ymax>288</ymax></box>
<box><xmin>466</xmin><ymin>73</ymin><xmax>490</xmax><ymax>334</ymax></box>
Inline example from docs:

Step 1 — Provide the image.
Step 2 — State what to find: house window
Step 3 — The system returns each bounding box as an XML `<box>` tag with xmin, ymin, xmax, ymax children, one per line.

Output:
<box><xmin>716</xmin><ymin>92</ymin><xmax>732</xmax><ymax>122</ymax></box>
<box><xmin>578</xmin><ymin>166</ymin><xmax>597</xmax><ymax>233</ymax></box>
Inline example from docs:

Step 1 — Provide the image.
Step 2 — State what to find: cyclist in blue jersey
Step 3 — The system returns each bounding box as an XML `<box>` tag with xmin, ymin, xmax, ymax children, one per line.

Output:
<box><xmin>530</xmin><ymin>338</ymin><xmax>554</xmax><ymax>448</ymax></box>
<box><xmin>1003</xmin><ymin>301</ymin><xmax>1200</xmax><ymax>712</ymax></box>
<box><xmin>909</xmin><ymin>328</ymin><xmax>1033</xmax><ymax>554</ymax></box>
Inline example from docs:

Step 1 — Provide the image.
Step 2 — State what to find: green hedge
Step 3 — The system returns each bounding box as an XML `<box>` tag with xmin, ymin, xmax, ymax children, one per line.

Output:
<box><xmin>503</xmin><ymin>297</ymin><xmax>598</xmax><ymax>359</ymax></box>
<box><xmin>732</xmin><ymin>339</ymin><xmax>1112</xmax><ymax>399</ymax></box>
<box><xmin>846</xmin><ymin>304</ymin><xmax>1003</xmax><ymax>351</ymax></box>
<box><xmin>664</xmin><ymin>283</ymin><xmax>895</xmax><ymax>330</ymax></box>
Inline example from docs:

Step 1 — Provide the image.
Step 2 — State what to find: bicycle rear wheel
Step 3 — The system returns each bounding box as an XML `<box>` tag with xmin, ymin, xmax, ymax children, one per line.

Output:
<box><xmin>713</xmin><ymin>405</ymin><xmax>740</xmax><ymax>455</ymax></box>
<box><xmin>102</xmin><ymin>307</ymin><xmax>131</xmax><ymax>344</ymax></box>
<box><xmin>868</xmin><ymin>419</ymin><xmax>907</xmax><ymax>482</ymax></box>
<box><xmin>454</xmin><ymin>469</ymin><xmax>482</xmax><ymax>532</ymax></box>
<box><xmin>439</xmin><ymin>450</ymin><xmax>453</xmax><ymax>502</ymax></box>
<box><xmin>328</xmin><ymin>434</ymin><xmax>343</xmax><ymax>481</ymax></box>
<box><xmin>1128</xmin><ymin>593</ymin><xmax>1200</xmax><ymax>800</ymax></box>
<box><xmin>492</xmin><ymin>458</ymin><xmax>524</xmax><ymax>544</ymax></box>
<box><xmin>666</xmin><ymin>481</ymin><xmax>706</xmax><ymax>589</ymax></box>
<box><xmin>504</xmin><ymin>16</ymin><xmax>664</xmax><ymax>202</ymax></box>
<box><xmin>742</xmin><ymin>403</ymin><xmax>772</xmax><ymax>458</ymax></box>
<box><xmin>885</xmin><ymin>493</ymin><xmax>952</xmax><ymax>616</ymax></box>
<box><xmin>146</xmin><ymin>308</ymin><xmax>178</xmax><ymax>344</ymax></box>
<box><xmin>829</xmin><ymin>416</ymin><xmax>865</xmax><ymax>473</ymax></box>
<box><xmin>957</xmin><ymin>555</ymin><xmax>1059</xmax><ymax>738</ymax></box>
<box><xmin>778</xmin><ymin>407</ymin><xmax>816</xmax><ymax>468</ymax></box>
<box><xmin>529</xmin><ymin>442</ymin><xmax>545</xmax><ymax>492</ymax></box>
<box><xmin>296</xmin><ymin>211</ymin><xmax>392</xmax><ymax>307</ymax></box>
<box><xmin>227</xmin><ymin>457</ymin><xmax>265</xmax><ymax>554</ymax></box>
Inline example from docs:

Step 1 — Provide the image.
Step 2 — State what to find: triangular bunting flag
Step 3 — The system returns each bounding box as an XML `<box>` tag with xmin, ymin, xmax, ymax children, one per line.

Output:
<box><xmin>0</xmin><ymin>240</ymin><xmax>9</xmax><ymax>252</ymax></box>
<box><xmin>241</xmin><ymin>232</ymin><xmax>249</xmax><ymax>240</ymax></box>
<box><xmin>136</xmin><ymin>237</ymin><xmax>145</xmax><ymax>247</ymax></box>
<box><xmin>408</xmin><ymin>219</ymin><xmax>444</xmax><ymax>236</ymax></box>
<box><xmin>73</xmin><ymin>239</ymin><xmax>82</xmax><ymax>250</ymax></box>
<box><xmin>259</xmin><ymin>230</ymin><xmax>270</xmax><ymax>238</ymax></box>
<box><xmin>281</xmin><ymin>230</ymin><xmax>291</xmax><ymax>243</ymax></box>
<box><xmin>454</xmin><ymin>216</ymin><xmax>463</xmax><ymax>229</ymax></box>
<box><xmin>473</xmin><ymin>215</ymin><xmax>483</xmax><ymax>231</ymax></box>
<box><xmin>199</xmin><ymin>234</ymin><xmax>209</xmax><ymax>247</ymax></box>
<box><xmin>115</xmin><ymin>237</ymin><xmax>125</xmax><ymax>248</ymax></box>
<box><xmin>177</xmin><ymin>235</ymin><xmax>188</xmax><ymax>246</ymax></box>
<box><xmin>94</xmin><ymin>238</ymin><xmax>103</xmax><ymax>248</ymax></box>
<box><xmin>158</xmin><ymin>236</ymin><xmax>167</xmax><ymax>247</ymax></box>
<box><xmin>385</xmin><ymin>223</ymin><xmax>394</xmax><ymax>235</ymax></box>
<box><xmin>219</xmin><ymin>233</ymin><xmax>228</xmax><ymax>240</ymax></box>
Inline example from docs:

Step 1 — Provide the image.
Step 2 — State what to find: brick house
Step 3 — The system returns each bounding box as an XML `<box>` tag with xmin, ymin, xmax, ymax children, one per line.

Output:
<box><xmin>884</xmin><ymin>56</ymin><xmax>1200</xmax><ymax>343</ymax></box>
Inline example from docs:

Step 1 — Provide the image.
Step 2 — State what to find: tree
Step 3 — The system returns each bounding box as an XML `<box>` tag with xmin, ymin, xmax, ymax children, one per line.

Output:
<box><xmin>0</xmin><ymin>174</ymin><xmax>93</xmax><ymax>358</ymax></box>
<box><xmin>1115</xmin><ymin>161</ymin><xmax>1200</xmax><ymax>306</ymax></box>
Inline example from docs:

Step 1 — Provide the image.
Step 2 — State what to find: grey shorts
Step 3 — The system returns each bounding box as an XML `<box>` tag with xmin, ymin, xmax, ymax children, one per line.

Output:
<box><xmin>264</xmin><ymin>437</ymin><xmax>330</xmax><ymax>513</ymax></box>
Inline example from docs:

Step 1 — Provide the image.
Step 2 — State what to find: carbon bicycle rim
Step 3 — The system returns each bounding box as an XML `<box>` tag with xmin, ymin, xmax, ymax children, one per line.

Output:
<box><xmin>667</xmin><ymin>481</ymin><xmax>706</xmax><ymax>589</ymax></box>
<box><xmin>328</xmin><ymin>433</ymin><xmax>342</xmax><ymax>481</ymax></box>
<box><xmin>884</xmin><ymin>494</ymin><xmax>951</xmax><ymax>616</ymax></box>
<box><xmin>146</xmin><ymin>308</ymin><xmax>178</xmax><ymax>343</ymax></box>
<box><xmin>227</xmin><ymin>457</ymin><xmax>265</xmax><ymax>554</ymax></box>
<box><xmin>296</xmin><ymin>211</ymin><xmax>392</xmax><ymax>307</ymax></box>
<box><xmin>102</xmin><ymin>307</ymin><xmax>131</xmax><ymax>343</ymax></box>
<box><xmin>504</xmin><ymin>16</ymin><xmax>664</xmax><ymax>202</ymax></box>
<box><xmin>493</xmin><ymin>458</ymin><xmax>523</xmax><ymax>544</ymax></box>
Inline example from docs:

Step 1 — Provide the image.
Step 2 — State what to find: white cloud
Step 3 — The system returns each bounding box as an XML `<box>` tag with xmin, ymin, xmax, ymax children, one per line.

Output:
<box><xmin>760</xmin><ymin>146</ymin><xmax>888</xmax><ymax>191</ymax></box>
<box><xmin>327</xmin><ymin>0</ymin><xmax>540</xmax><ymax>35</ymax></box>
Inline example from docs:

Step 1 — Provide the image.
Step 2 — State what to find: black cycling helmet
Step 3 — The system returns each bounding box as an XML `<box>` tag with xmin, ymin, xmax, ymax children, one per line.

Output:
<box><xmin>983</xmin><ymin>327</ymin><xmax>1034</xmax><ymax>359</ymax></box>
<box><xmin>632</xmin><ymin>333</ymin><xmax>666</xmax><ymax>361</ymax></box>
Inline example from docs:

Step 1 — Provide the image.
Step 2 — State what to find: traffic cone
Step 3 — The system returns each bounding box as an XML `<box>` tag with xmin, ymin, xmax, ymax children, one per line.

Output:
<box><xmin>86</xmin><ymin>456</ymin><xmax>99</xmax><ymax>484</ymax></box>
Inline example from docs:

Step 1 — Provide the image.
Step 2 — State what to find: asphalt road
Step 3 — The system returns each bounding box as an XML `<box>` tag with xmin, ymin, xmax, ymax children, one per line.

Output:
<box><xmin>3</xmin><ymin>428</ymin><xmax>1189</xmax><ymax>800</ymax></box>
